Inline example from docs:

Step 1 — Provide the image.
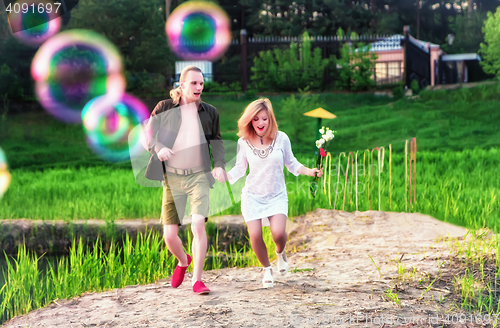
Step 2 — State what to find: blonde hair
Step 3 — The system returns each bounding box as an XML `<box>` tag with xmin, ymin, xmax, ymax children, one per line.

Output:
<box><xmin>169</xmin><ymin>66</ymin><xmax>203</xmax><ymax>105</ymax></box>
<box><xmin>237</xmin><ymin>98</ymin><xmax>278</xmax><ymax>140</ymax></box>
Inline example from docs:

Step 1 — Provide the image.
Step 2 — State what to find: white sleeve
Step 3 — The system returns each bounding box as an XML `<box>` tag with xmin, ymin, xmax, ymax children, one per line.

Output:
<box><xmin>282</xmin><ymin>132</ymin><xmax>303</xmax><ymax>176</ymax></box>
<box><xmin>227</xmin><ymin>139</ymin><xmax>248</xmax><ymax>184</ymax></box>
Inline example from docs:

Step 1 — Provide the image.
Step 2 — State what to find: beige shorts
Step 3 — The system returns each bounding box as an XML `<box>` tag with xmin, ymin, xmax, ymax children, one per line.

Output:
<box><xmin>161</xmin><ymin>171</ymin><xmax>210</xmax><ymax>226</ymax></box>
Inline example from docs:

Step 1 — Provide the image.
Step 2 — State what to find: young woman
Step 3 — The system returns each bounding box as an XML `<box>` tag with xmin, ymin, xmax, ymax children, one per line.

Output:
<box><xmin>226</xmin><ymin>98</ymin><xmax>322</xmax><ymax>288</ymax></box>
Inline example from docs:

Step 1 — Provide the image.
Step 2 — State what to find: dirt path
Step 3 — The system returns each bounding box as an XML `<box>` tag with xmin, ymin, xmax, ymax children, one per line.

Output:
<box><xmin>3</xmin><ymin>209</ymin><xmax>492</xmax><ymax>328</ymax></box>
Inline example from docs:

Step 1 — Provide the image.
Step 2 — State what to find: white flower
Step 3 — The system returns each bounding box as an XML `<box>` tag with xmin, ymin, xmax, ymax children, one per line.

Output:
<box><xmin>325</xmin><ymin>130</ymin><xmax>334</xmax><ymax>141</ymax></box>
<box><xmin>319</xmin><ymin>128</ymin><xmax>325</xmax><ymax>135</ymax></box>
<box><xmin>315</xmin><ymin>140</ymin><xmax>322</xmax><ymax>148</ymax></box>
<box><xmin>319</xmin><ymin>138</ymin><xmax>325</xmax><ymax>145</ymax></box>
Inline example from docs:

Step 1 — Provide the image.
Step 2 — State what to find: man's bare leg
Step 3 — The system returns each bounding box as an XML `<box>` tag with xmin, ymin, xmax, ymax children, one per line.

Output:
<box><xmin>163</xmin><ymin>224</ymin><xmax>189</xmax><ymax>266</ymax></box>
<box><xmin>191</xmin><ymin>214</ymin><xmax>207</xmax><ymax>284</ymax></box>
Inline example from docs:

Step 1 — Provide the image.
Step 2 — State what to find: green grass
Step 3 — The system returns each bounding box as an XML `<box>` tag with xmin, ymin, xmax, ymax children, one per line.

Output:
<box><xmin>1</xmin><ymin>83</ymin><xmax>500</xmax><ymax>320</ymax></box>
<box><xmin>1</xmin><ymin>84</ymin><xmax>499</xmax><ymax>230</ymax></box>
<box><xmin>0</xmin><ymin>231</ymin><xmax>176</xmax><ymax>323</ymax></box>
<box><xmin>1</xmin><ymin>148</ymin><xmax>498</xmax><ymax>233</ymax></box>
<box><xmin>0</xmin><ymin>227</ymin><xmax>277</xmax><ymax>324</ymax></box>
<box><xmin>2</xmin><ymin>83</ymin><xmax>500</xmax><ymax>170</ymax></box>
<box><xmin>389</xmin><ymin>231</ymin><xmax>500</xmax><ymax>316</ymax></box>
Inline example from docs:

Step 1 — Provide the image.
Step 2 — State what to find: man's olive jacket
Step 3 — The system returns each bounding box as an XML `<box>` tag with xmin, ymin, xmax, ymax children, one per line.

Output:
<box><xmin>143</xmin><ymin>99</ymin><xmax>225</xmax><ymax>186</ymax></box>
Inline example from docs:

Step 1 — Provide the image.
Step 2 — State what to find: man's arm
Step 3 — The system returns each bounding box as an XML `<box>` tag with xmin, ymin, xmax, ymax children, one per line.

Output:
<box><xmin>144</xmin><ymin>102</ymin><xmax>167</xmax><ymax>155</ymax></box>
<box><xmin>210</xmin><ymin>109</ymin><xmax>225</xmax><ymax>169</ymax></box>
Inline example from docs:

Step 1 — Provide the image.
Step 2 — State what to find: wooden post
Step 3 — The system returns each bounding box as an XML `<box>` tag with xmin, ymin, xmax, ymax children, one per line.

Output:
<box><xmin>241</xmin><ymin>29</ymin><xmax>248</xmax><ymax>93</ymax></box>
<box><xmin>416</xmin><ymin>0</ymin><xmax>420</xmax><ymax>40</ymax></box>
<box><xmin>166</xmin><ymin>0</ymin><xmax>172</xmax><ymax>89</ymax></box>
<box><xmin>166</xmin><ymin>0</ymin><xmax>171</xmax><ymax>21</ymax></box>
<box><xmin>403</xmin><ymin>25</ymin><xmax>410</xmax><ymax>88</ymax></box>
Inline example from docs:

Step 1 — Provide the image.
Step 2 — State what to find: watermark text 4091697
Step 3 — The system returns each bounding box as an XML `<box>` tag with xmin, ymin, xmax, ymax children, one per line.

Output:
<box><xmin>3</xmin><ymin>0</ymin><xmax>80</xmax><ymax>33</ymax></box>
<box><xmin>5</xmin><ymin>1</ymin><xmax>61</xmax><ymax>14</ymax></box>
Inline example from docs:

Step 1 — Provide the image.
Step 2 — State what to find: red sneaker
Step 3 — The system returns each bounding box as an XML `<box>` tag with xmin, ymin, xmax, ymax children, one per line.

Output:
<box><xmin>193</xmin><ymin>281</ymin><xmax>210</xmax><ymax>295</ymax></box>
<box><xmin>171</xmin><ymin>254</ymin><xmax>192</xmax><ymax>288</ymax></box>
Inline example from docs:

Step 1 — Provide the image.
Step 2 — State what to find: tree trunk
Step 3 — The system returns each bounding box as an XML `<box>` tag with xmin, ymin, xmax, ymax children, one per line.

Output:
<box><xmin>370</xmin><ymin>0</ymin><xmax>376</xmax><ymax>32</ymax></box>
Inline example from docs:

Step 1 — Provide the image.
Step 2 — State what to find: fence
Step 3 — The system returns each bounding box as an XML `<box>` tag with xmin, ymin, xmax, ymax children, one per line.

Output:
<box><xmin>200</xmin><ymin>33</ymin><xmax>403</xmax><ymax>92</ymax></box>
<box><xmin>14</xmin><ymin>33</ymin><xmax>404</xmax><ymax>99</ymax></box>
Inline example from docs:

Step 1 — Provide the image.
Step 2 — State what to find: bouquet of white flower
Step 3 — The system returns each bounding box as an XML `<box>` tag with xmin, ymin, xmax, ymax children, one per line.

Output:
<box><xmin>310</xmin><ymin>126</ymin><xmax>335</xmax><ymax>197</ymax></box>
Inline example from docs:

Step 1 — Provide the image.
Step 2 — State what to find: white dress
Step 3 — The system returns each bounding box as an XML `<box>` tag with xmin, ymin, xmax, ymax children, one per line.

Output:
<box><xmin>227</xmin><ymin>131</ymin><xmax>303</xmax><ymax>226</ymax></box>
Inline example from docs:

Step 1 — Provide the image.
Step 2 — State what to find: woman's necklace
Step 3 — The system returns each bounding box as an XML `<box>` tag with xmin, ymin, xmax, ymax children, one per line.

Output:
<box><xmin>246</xmin><ymin>136</ymin><xmax>275</xmax><ymax>159</ymax></box>
<box><xmin>255</xmin><ymin>131</ymin><xmax>264</xmax><ymax>144</ymax></box>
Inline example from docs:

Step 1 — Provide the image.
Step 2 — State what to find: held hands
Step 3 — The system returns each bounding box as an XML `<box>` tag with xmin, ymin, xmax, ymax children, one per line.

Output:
<box><xmin>157</xmin><ymin>147</ymin><xmax>175</xmax><ymax>161</ymax></box>
<box><xmin>211</xmin><ymin>167</ymin><xmax>228</xmax><ymax>183</ymax></box>
<box><xmin>310</xmin><ymin>167</ymin><xmax>323</xmax><ymax>178</ymax></box>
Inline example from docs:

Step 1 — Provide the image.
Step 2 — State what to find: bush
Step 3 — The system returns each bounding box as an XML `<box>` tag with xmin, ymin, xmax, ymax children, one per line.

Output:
<box><xmin>126</xmin><ymin>71</ymin><xmax>166</xmax><ymax>98</ymax></box>
<box><xmin>251</xmin><ymin>32</ymin><xmax>330</xmax><ymax>92</ymax></box>
<box><xmin>242</xmin><ymin>91</ymin><xmax>258</xmax><ymax>100</ymax></box>
<box><xmin>0</xmin><ymin>64</ymin><xmax>24</xmax><ymax>101</ymax></box>
<box><xmin>277</xmin><ymin>90</ymin><xmax>324</xmax><ymax>146</ymax></box>
<box><xmin>392</xmin><ymin>85</ymin><xmax>404</xmax><ymax>99</ymax></box>
<box><xmin>335</xmin><ymin>41</ymin><xmax>378</xmax><ymax>91</ymax></box>
<box><xmin>411</xmin><ymin>79</ymin><xmax>420</xmax><ymax>95</ymax></box>
<box><xmin>203</xmin><ymin>81</ymin><xmax>241</xmax><ymax>93</ymax></box>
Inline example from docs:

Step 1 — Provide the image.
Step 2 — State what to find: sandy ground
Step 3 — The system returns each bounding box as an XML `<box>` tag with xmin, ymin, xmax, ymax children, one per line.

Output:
<box><xmin>3</xmin><ymin>209</ymin><xmax>494</xmax><ymax>328</ymax></box>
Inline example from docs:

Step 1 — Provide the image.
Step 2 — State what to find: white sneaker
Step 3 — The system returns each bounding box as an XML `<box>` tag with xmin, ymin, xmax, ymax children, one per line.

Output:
<box><xmin>276</xmin><ymin>250</ymin><xmax>289</xmax><ymax>276</ymax></box>
<box><xmin>262</xmin><ymin>266</ymin><xmax>274</xmax><ymax>288</ymax></box>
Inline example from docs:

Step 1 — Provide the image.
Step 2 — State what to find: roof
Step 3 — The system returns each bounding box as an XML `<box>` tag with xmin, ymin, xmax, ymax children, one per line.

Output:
<box><xmin>413</xmin><ymin>38</ymin><xmax>440</xmax><ymax>50</ymax></box>
<box><xmin>368</xmin><ymin>34</ymin><xmax>404</xmax><ymax>51</ymax></box>
<box><xmin>441</xmin><ymin>53</ymin><xmax>481</xmax><ymax>62</ymax></box>
<box><xmin>362</xmin><ymin>34</ymin><xmax>439</xmax><ymax>52</ymax></box>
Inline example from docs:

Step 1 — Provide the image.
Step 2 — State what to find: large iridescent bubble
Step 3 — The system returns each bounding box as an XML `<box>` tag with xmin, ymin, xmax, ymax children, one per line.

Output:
<box><xmin>82</xmin><ymin>94</ymin><xmax>150</xmax><ymax>162</ymax></box>
<box><xmin>166</xmin><ymin>1</ymin><xmax>231</xmax><ymax>61</ymax></box>
<box><xmin>31</xmin><ymin>30</ymin><xmax>125</xmax><ymax>123</ymax></box>
<box><xmin>0</xmin><ymin>147</ymin><xmax>11</xmax><ymax>199</ymax></box>
<box><xmin>8</xmin><ymin>0</ymin><xmax>61</xmax><ymax>46</ymax></box>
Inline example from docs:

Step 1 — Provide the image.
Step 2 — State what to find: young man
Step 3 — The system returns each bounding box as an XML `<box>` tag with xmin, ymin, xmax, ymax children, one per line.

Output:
<box><xmin>144</xmin><ymin>66</ymin><xmax>226</xmax><ymax>294</ymax></box>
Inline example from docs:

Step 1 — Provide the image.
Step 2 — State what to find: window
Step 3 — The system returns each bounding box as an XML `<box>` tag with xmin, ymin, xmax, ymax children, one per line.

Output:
<box><xmin>374</xmin><ymin>61</ymin><xmax>403</xmax><ymax>85</ymax></box>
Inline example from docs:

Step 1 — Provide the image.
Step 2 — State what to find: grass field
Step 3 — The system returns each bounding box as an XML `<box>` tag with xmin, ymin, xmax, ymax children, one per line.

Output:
<box><xmin>1</xmin><ymin>83</ymin><xmax>499</xmax><ymax>229</ymax></box>
<box><xmin>1</xmin><ymin>83</ymin><xmax>500</xmax><ymax>322</ymax></box>
<box><xmin>1</xmin><ymin>148</ymin><xmax>498</xmax><ymax>233</ymax></box>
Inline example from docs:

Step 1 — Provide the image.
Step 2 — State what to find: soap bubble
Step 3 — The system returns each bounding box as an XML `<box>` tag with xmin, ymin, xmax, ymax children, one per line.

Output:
<box><xmin>0</xmin><ymin>147</ymin><xmax>11</xmax><ymax>199</ymax></box>
<box><xmin>166</xmin><ymin>1</ymin><xmax>231</xmax><ymax>61</ymax></box>
<box><xmin>82</xmin><ymin>93</ymin><xmax>149</xmax><ymax>162</ymax></box>
<box><xmin>31</xmin><ymin>29</ymin><xmax>125</xmax><ymax>123</ymax></box>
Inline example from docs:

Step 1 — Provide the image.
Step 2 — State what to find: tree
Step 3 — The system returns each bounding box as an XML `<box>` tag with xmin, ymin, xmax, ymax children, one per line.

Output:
<box><xmin>250</xmin><ymin>32</ymin><xmax>330</xmax><ymax>91</ymax></box>
<box><xmin>450</xmin><ymin>11</ymin><xmax>486</xmax><ymax>53</ymax></box>
<box><xmin>66</xmin><ymin>0</ymin><xmax>174</xmax><ymax>75</ymax></box>
<box><xmin>479</xmin><ymin>6</ymin><xmax>500</xmax><ymax>78</ymax></box>
<box><xmin>0</xmin><ymin>13</ymin><xmax>36</xmax><ymax>101</ymax></box>
<box><xmin>278</xmin><ymin>91</ymin><xmax>324</xmax><ymax>146</ymax></box>
<box><xmin>334</xmin><ymin>32</ymin><xmax>378</xmax><ymax>91</ymax></box>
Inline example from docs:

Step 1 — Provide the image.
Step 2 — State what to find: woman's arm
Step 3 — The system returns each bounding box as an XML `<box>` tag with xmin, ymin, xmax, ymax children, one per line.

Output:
<box><xmin>282</xmin><ymin>132</ymin><xmax>305</xmax><ymax>176</ymax></box>
<box><xmin>282</xmin><ymin>132</ymin><xmax>322</xmax><ymax>177</ymax></box>
<box><xmin>298</xmin><ymin>165</ymin><xmax>323</xmax><ymax>177</ymax></box>
<box><xmin>226</xmin><ymin>139</ymin><xmax>248</xmax><ymax>184</ymax></box>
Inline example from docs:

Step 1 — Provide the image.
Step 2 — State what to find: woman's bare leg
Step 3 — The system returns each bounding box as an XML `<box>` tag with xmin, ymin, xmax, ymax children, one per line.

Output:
<box><xmin>246</xmin><ymin>220</ymin><xmax>271</xmax><ymax>267</ymax></box>
<box><xmin>268</xmin><ymin>214</ymin><xmax>287</xmax><ymax>254</ymax></box>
